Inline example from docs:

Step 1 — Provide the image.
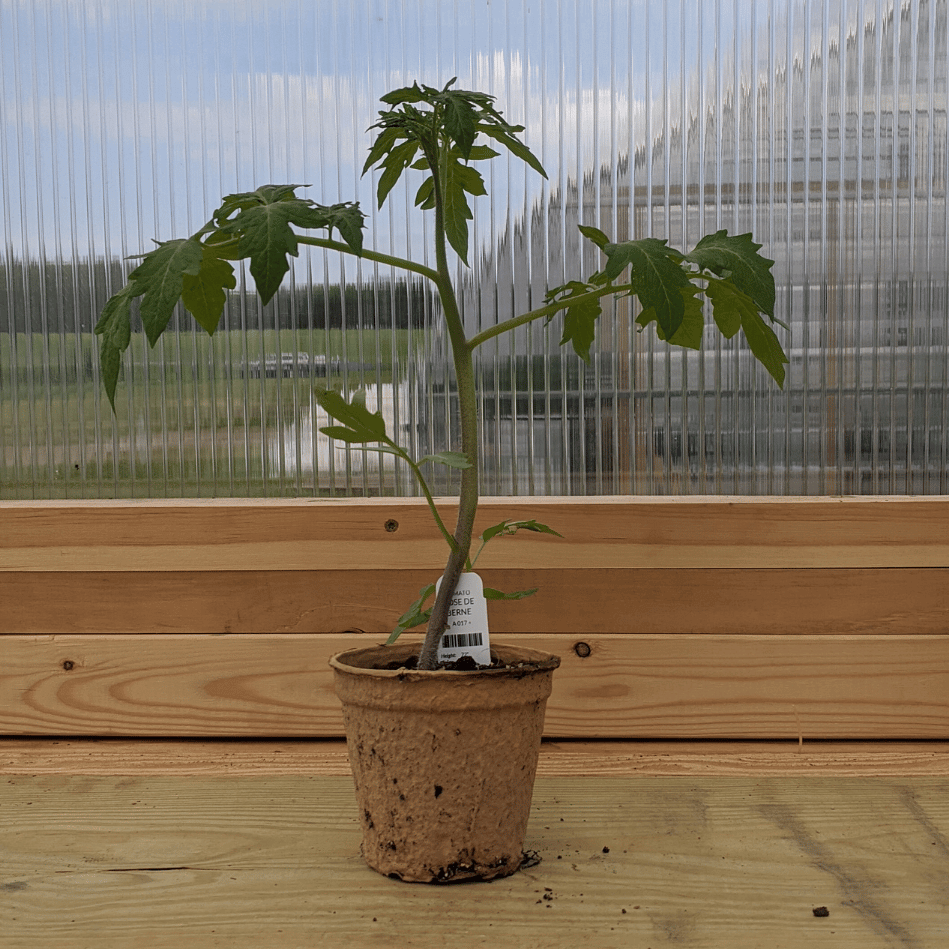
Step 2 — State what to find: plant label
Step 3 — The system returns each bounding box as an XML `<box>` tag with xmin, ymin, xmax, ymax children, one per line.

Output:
<box><xmin>434</xmin><ymin>571</ymin><xmax>491</xmax><ymax>666</ymax></box>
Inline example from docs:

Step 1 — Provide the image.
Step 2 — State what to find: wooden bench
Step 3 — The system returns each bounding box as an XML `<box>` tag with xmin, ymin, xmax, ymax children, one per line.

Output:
<box><xmin>2</xmin><ymin>497</ymin><xmax>948</xmax><ymax>947</ymax></box>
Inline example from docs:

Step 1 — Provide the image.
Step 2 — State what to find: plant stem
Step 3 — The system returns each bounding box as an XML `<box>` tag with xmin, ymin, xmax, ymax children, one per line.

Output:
<box><xmin>296</xmin><ymin>236</ymin><xmax>441</xmax><ymax>285</ymax></box>
<box><xmin>416</xmin><ymin>153</ymin><xmax>479</xmax><ymax>671</ymax></box>
<box><xmin>467</xmin><ymin>282</ymin><xmax>635</xmax><ymax>351</ymax></box>
<box><xmin>400</xmin><ymin>452</ymin><xmax>459</xmax><ymax>555</ymax></box>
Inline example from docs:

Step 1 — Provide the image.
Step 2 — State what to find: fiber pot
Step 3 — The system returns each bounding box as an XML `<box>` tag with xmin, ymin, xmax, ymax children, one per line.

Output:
<box><xmin>330</xmin><ymin>642</ymin><xmax>560</xmax><ymax>883</ymax></box>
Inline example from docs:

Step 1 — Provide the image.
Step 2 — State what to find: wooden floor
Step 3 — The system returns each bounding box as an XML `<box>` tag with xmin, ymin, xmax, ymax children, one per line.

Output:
<box><xmin>3</xmin><ymin>741</ymin><xmax>948</xmax><ymax>948</ymax></box>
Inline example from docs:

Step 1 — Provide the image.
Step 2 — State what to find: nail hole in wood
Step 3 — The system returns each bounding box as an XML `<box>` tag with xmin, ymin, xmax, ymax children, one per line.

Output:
<box><xmin>573</xmin><ymin>642</ymin><xmax>592</xmax><ymax>658</ymax></box>
<box><xmin>62</xmin><ymin>660</ymin><xmax>75</xmax><ymax>671</ymax></box>
<box><xmin>384</xmin><ymin>519</ymin><xmax>399</xmax><ymax>533</ymax></box>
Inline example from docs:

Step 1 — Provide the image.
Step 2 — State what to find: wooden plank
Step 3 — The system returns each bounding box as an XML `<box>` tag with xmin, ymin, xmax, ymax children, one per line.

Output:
<box><xmin>3</xmin><ymin>773</ymin><xmax>948</xmax><ymax>948</ymax></box>
<box><xmin>2</xmin><ymin>497</ymin><xmax>948</xmax><ymax>572</ymax></box>
<box><xmin>3</xmin><ymin>633</ymin><xmax>948</xmax><ymax>739</ymax></box>
<box><xmin>3</xmin><ymin>566</ymin><xmax>947</xmax><ymax>635</ymax></box>
<box><xmin>4</xmin><ymin>738</ymin><xmax>949</xmax><ymax>776</ymax></box>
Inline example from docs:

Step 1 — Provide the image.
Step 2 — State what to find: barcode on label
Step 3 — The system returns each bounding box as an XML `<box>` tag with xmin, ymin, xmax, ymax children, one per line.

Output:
<box><xmin>441</xmin><ymin>632</ymin><xmax>484</xmax><ymax>649</ymax></box>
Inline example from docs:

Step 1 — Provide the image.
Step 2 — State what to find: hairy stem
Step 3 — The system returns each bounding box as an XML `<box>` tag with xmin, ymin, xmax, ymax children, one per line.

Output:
<box><xmin>400</xmin><ymin>452</ymin><xmax>459</xmax><ymax>555</ymax></box>
<box><xmin>417</xmin><ymin>153</ymin><xmax>479</xmax><ymax>671</ymax></box>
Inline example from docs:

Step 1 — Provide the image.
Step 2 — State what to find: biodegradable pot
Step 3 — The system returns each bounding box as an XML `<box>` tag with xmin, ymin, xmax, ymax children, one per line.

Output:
<box><xmin>330</xmin><ymin>642</ymin><xmax>560</xmax><ymax>883</ymax></box>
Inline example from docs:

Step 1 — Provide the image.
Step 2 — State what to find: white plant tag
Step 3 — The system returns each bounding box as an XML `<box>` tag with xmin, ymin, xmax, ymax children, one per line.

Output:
<box><xmin>434</xmin><ymin>571</ymin><xmax>492</xmax><ymax>666</ymax></box>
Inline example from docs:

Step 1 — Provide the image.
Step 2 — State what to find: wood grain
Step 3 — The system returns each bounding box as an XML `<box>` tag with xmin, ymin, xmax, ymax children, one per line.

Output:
<box><xmin>4</xmin><ymin>738</ymin><xmax>949</xmax><ymax>776</ymax></box>
<box><xmin>2</xmin><ymin>496</ymin><xmax>948</xmax><ymax>571</ymax></box>
<box><xmin>3</xmin><ymin>773</ymin><xmax>947</xmax><ymax>948</ymax></box>
<box><xmin>3</xmin><ymin>633</ymin><xmax>948</xmax><ymax>739</ymax></box>
<box><xmin>3</xmin><ymin>567</ymin><xmax>948</xmax><ymax>635</ymax></box>
<box><xmin>2</xmin><ymin>498</ymin><xmax>947</xmax><ymax>742</ymax></box>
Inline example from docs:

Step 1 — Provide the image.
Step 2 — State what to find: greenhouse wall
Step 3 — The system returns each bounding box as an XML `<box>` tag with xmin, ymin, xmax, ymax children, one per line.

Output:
<box><xmin>1</xmin><ymin>0</ymin><xmax>947</xmax><ymax>498</ymax></box>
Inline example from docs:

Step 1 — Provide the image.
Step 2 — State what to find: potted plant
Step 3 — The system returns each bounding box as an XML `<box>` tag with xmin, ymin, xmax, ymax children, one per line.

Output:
<box><xmin>96</xmin><ymin>79</ymin><xmax>787</xmax><ymax>883</ymax></box>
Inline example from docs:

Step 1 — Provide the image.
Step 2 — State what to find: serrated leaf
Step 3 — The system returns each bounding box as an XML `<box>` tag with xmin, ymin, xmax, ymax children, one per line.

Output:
<box><xmin>362</xmin><ymin>125</ymin><xmax>402</xmax><ymax>176</ymax></box>
<box><xmin>419</xmin><ymin>451</ymin><xmax>472</xmax><ymax>469</ymax></box>
<box><xmin>318</xmin><ymin>202</ymin><xmax>366</xmax><ymax>254</ymax></box>
<box><xmin>214</xmin><ymin>184</ymin><xmax>307</xmax><ymax>223</ymax></box>
<box><xmin>740</xmin><ymin>309</ymin><xmax>789</xmax><ymax>388</ymax></box>
<box><xmin>559</xmin><ymin>295</ymin><xmax>601</xmax><ymax>362</ymax></box>
<box><xmin>375</xmin><ymin>139</ymin><xmax>421</xmax><ymax>209</ymax></box>
<box><xmin>483</xmin><ymin>587</ymin><xmax>539</xmax><ymax>601</ymax></box>
<box><xmin>464</xmin><ymin>144</ymin><xmax>501</xmax><ymax>161</ymax></box>
<box><xmin>388</xmin><ymin>582</ymin><xmax>437</xmax><ymax>643</ymax></box>
<box><xmin>637</xmin><ymin>285</ymin><xmax>705</xmax><ymax>350</ymax></box>
<box><xmin>481</xmin><ymin>518</ymin><xmax>563</xmax><ymax>544</ymax></box>
<box><xmin>127</xmin><ymin>238</ymin><xmax>205</xmax><ymax>346</ymax></box>
<box><xmin>685</xmin><ymin>230</ymin><xmax>776</xmax><ymax>318</ymax></box>
<box><xmin>443</xmin><ymin>94</ymin><xmax>477</xmax><ymax>158</ymax></box>
<box><xmin>704</xmin><ymin>279</ymin><xmax>787</xmax><ymax>386</ymax></box>
<box><xmin>315</xmin><ymin>388</ymin><xmax>389</xmax><ymax>442</ymax></box>
<box><xmin>218</xmin><ymin>201</ymin><xmax>309</xmax><ymax>304</ymax></box>
<box><xmin>603</xmin><ymin>238</ymin><xmax>690</xmax><ymax>340</ymax></box>
<box><xmin>180</xmin><ymin>246</ymin><xmax>236</xmax><ymax>335</ymax></box>
<box><xmin>441</xmin><ymin>157</ymin><xmax>477</xmax><ymax>263</ymax></box>
<box><xmin>703</xmin><ymin>278</ymin><xmax>745</xmax><ymax>339</ymax></box>
<box><xmin>94</xmin><ymin>281</ymin><xmax>141</xmax><ymax>410</ymax></box>
<box><xmin>512</xmin><ymin>519</ymin><xmax>563</xmax><ymax>537</ymax></box>
<box><xmin>379</xmin><ymin>83</ymin><xmax>428</xmax><ymax>106</ymax></box>
<box><xmin>478</xmin><ymin>125</ymin><xmax>547</xmax><ymax>178</ymax></box>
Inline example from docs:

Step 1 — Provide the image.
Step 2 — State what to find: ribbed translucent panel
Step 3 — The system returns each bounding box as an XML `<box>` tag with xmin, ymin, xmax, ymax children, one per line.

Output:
<box><xmin>1</xmin><ymin>0</ymin><xmax>947</xmax><ymax>498</ymax></box>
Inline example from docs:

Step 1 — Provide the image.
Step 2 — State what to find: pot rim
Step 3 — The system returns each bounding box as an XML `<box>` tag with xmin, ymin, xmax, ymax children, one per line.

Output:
<box><xmin>329</xmin><ymin>641</ymin><xmax>561</xmax><ymax>679</ymax></box>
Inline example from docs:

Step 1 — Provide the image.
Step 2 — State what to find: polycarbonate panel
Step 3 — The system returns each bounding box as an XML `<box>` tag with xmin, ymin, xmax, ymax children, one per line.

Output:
<box><xmin>1</xmin><ymin>0</ymin><xmax>947</xmax><ymax>498</ymax></box>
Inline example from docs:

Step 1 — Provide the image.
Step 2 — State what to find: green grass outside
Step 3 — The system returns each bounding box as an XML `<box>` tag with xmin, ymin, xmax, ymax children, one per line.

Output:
<box><xmin>1</xmin><ymin>328</ymin><xmax>426</xmax><ymax>498</ymax></box>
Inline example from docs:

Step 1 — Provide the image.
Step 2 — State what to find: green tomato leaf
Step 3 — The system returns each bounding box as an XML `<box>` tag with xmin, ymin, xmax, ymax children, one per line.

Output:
<box><xmin>481</xmin><ymin>518</ymin><xmax>563</xmax><ymax>544</ymax></box>
<box><xmin>216</xmin><ymin>188</ymin><xmax>364</xmax><ymax>302</ymax></box>
<box><xmin>126</xmin><ymin>238</ymin><xmax>205</xmax><ymax>346</ymax></box>
<box><xmin>223</xmin><ymin>202</ymin><xmax>301</xmax><ymax>304</ymax></box>
<box><xmin>94</xmin><ymin>281</ymin><xmax>142</xmax><ymax>410</ymax></box>
<box><xmin>636</xmin><ymin>285</ymin><xmax>705</xmax><ymax>350</ymax></box>
<box><xmin>703</xmin><ymin>277</ymin><xmax>747</xmax><ymax>339</ymax></box>
<box><xmin>441</xmin><ymin>156</ymin><xmax>478</xmax><ymax>263</ymax></box>
<box><xmin>511</xmin><ymin>518</ymin><xmax>563</xmax><ymax>537</ymax></box>
<box><xmin>603</xmin><ymin>238</ymin><xmax>690</xmax><ymax>340</ymax></box>
<box><xmin>685</xmin><ymin>230</ymin><xmax>776</xmax><ymax>319</ymax></box>
<box><xmin>578</xmin><ymin>224</ymin><xmax>611</xmax><ymax>249</ymax></box>
<box><xmin>419</xmin><ymin>451</ymin><xmax>472</xmax><ymax>469</ymax></box>
<box><xmin>443</xmin><ymin>93</ymin><xmax>478</xmax><ymax>158</ymax></box>
<box><xmin>180</xmin><ymin>245</ymin><xmax>236</xmax><ymax>335</ymax></box>
<box><xmin>388</xmin><ymin>582</ymin><xmax>437</xmax><ymax>643</ymax></box>
<box><xmin>740</xmin><ymin>308</ymin><xmax>789</xmax><ymax>388</ymax></box>
<box><xmin>318</xmin><ymin>202</ymin><xmax>366</xmax><ymax>254</ymax></box>
<box><xmin>483</xmin><ymin>587</ymin><xmax>539</xmax><ymax>601</ymax></box>
<box><xmin>414</xmin><ymin>177</ymin><xmax>436</xmax><ymax>210</ymax></box>
<box><xmin>477</xmin><ymin>124</ymin><xmax>547</xmax><ymax>178</ymax></box>
<box><xmin>214</xmin><ymin>184</ymin><xmax>307</xmax><ymax>222</ymax></box>
<box><xmin>319</xmin><ymin>425</ymin><xmax>378</xmax><ymax>444</ymax></box>
<box><xmin>702</xmin><ymin>278</ymin><xmax>788</xmax><ymax>386</ymax></box>
<box><xmin>379</xmin><ymin>83</ymin><xmax>429</xmax><ymax>106</ymax></box>
<box><xmin>464</xmin><ymin>144</ymin><xmax>501</xmax><ymax>161</ymax></box>
<box><xmin>315</xmin><ymin>388</ymin><xmax>389</xmax><ymax>442</ymax></box>
<box><xmin>546</xmin><ymin>281</ymin><xmax>602</xmax><ymax>362</ymax></box>
<box><xmin>375</xmin><ymin>138</ymin><xmax>422</xmax><ymax>209</ymax></box>
<box><xmin>560</xmin><ymin>303</ymin><xmax>600</xmax><ymax>362</ymax></box>
<box><xmin>362</xmin><ymin>125</ymin><xmax>402</xmax><ymax>176</ymax></box>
